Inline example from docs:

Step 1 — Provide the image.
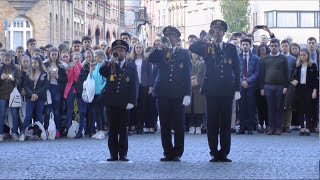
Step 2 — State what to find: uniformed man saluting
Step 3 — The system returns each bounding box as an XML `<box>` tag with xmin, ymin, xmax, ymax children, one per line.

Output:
<box><xmin>189</xmin><ymin>20</ymin><xmax>240</xmax><ymax>162</ymax></box>
<box><xmin>148</xmin><ymin>26</ymin><xmax>192</xmax><ymax>162</ymax></box>
<box><xmin>99</xmin><ymin>40</ymin><xmax>139</xmax><ymax>161</ymax></box>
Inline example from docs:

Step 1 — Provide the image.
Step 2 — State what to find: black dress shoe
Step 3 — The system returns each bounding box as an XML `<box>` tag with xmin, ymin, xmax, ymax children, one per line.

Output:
<box><xmin>305</xmin><ymin>132</ymin><xmax>311</xmax><ymax>136</ymax></box>
<box><xmin>299</xmin><ymin>132</ymin><xmax>305</xmax><ymax>136</ymax></box>
<box><xmin>107</xmin><ymin>157</ymin><xmax>118</xmax><ymax>161</ymax></box>
<box><xmin>119</xmin><ymin>156</ymin><xmax>129</xmax><ymax>161</ymax></box>
<box><xmin>219</xmin><ymin>157</ymin><xmax>232</xmax><ymax>162</ymax></box>
<box><xmin>160</xmin><ymin>157</ymin><xmax>171</xmax><ymax>161</ymax></box>
<box><xmin>247</xmin><ymin>130</ymin><xmax>253</xmax><ymax>135</ymax></box>
<box><xmin>209</xmin><ymin>157</ymin><xmax>220</xmax><ymax>162</ymax></box>
<box><xmin>171</xmin><ymin>156</ymin><xmax>181</xmax><ymax>162</ymax></box>
<box><xmin>236</xmin><ymin>130</ymin><xmax>245</xmax><ymax>135</ymax></box>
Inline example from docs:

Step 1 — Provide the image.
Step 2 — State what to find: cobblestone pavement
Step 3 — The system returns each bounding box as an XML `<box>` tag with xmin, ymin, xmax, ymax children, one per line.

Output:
<box><xmin>0</xmin><ymin>131</ymin><xmax>318</xmax><ymax>179</ymax></box>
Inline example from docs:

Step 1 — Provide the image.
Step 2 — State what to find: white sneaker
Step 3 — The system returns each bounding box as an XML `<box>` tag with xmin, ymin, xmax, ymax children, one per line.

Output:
<box><xmin>92</xmin><ymin>131</ymin><xmax>99</xmax><ymax>139</ymax></box>
<box><xmin>189</xmin><ymin>127</ymin><xmax>195</xmax><ymax>134</ymax></box>
<box><xmin>95</xmin><ymin>131</ymin><xmax>105</xmax><ymax>140</ymax></box>
<box><xmin>195</xmin><ymin>127</ymin><xmax>201</xmax><ymax>134</ymax></box>
<box><xmin>149</xmin><ymin>128</ymin><xmax>154</xmax><ymax>133</ymax></box>
<box><xmin>0</xmin><ymin>134</ymin><xmax>3</xmax><ymax>142</ymax></box>
<box><xmin>19</xmin><ymin>134</ymin><xmax>25</xmax><ymax>141</ymax></box>
<box><xmin>12</xmin><ymin>133</ymin><xmax>19</xmax><ymax>141</ymax></box>
<box><xmin>143</xmin><ymin>128</ymin><xmax>149</xmax><ymax>133</ymax></box>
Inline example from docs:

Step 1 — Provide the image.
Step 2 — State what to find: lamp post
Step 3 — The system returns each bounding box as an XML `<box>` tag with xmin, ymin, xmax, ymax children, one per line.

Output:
<box><xmin>103</xmin><ymin>0</ymin><xmax>106</xmax><ymax>41</ymax></box>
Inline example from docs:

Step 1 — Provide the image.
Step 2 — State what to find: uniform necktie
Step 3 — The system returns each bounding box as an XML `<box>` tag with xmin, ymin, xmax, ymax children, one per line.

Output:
<box><xmin>244</xmin><ymin>53</ymin><xmax>248</xmax><ymax>78</ymax></box>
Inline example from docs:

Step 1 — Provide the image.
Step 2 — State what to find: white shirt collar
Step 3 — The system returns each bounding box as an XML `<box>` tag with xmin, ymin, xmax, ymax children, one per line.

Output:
<box><xmin>173</xmin><ymin>46</ymin><xmax>177</xmax><ymax>53</ymax></box>
<box><xmin>119</xmin><ymin>60</ymin><xmax>125</xmax><ymax>68</ymax></box>
<box><xmin>270</xmin><ymin>52</ymin><xmax>280</xmax><ymax>56</ymax></box>
<box><xmin>282</xmin><ymin>52</ymin><xmax>290</xmax><ymax>57</ymax></box>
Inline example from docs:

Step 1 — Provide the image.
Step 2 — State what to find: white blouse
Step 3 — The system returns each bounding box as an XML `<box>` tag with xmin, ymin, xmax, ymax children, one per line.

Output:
<box><xmin>135</xmin><ymin>58</ymin><xmax>143</xmax><ymax>84</ymax></box>
<box><xmin>300</xmin><ymin>64</ymin><xmax>307</xmax><ymax>84</ymax></box>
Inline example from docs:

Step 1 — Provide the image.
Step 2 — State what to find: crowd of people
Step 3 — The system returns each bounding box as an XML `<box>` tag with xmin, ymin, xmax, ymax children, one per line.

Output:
<box><xmin>0</xmin><ymin>24</ymin><xmax>318</xmax><ymax>145</ymax></box>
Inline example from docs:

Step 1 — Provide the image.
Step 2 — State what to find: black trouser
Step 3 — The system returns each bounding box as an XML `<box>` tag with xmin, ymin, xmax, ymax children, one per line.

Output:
<box><xmin>295</xmin><ymin>86</ymin><xmax>313</xmax><ymax>129</ymax></box>
<box><xmin>206</xmin><ymin>96</ymin><xmax>233</xmax><ymax>158</ymax></box>
<box><xmin>107</xmin><ymin>107</ymin><xmax>129</xmax><ymax>158</ymax></box>
<box><xmin>311</xmin><ymin>98</ymin><xmax>319</xmax><ymax>130</ymax></box>
<box><xmin>186</xmin><ymin>114</ymin><xmax>203</xmax><ymax>127</ymax></box>
<box><xmin>156</xmin><ymin>97</ymin><xmax>185</xmax><ymax>158</ymax></box>
<box><xmin>256</xmin><ymin>91</ymin><xmax>268</xmax><ymax>128</ymax></box>
<box><xmin>146</xmin><ymin>94</ymin><xmax>158</xmax><ymax>128</ymax></box>
<box><xmin>92</xmin><ymin>95</ymin><xmax>104</xmax><ymax>131</ymax></box>
<box><xmin>130</xmin><ymin>86</ymin><xmax>149</xmax><ymax>130</ymax></box>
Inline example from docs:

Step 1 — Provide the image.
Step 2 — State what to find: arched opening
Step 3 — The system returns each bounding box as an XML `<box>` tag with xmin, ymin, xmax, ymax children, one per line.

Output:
<box><xmin>8</xmin><ymin>16</ymin><xmax>33</xmax><ymax>50</ymax></box>
<box><xmin>95</xmin><ymin>27</ymin><xmax>100</xmax><ymax>45</ymax></box>
<box><xmin>106</xmin><ymin>31</ymin><xmax>110</xmax><ymax>44</ymax></box>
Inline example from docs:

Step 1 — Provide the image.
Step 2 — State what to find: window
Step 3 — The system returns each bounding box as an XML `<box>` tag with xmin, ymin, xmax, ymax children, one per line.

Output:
<box><xmin>277</xmin><ymin>12</ymin><xmax>297</xmax><ymax>27</ymax></box>
<box><xmin>300</xmin><ymin>12</ymin><xmax>314</xmax><ymax>27</ymax></box>
<box><xmin>266</xmin><ymin>11</ymin><xmax>319</xmax><ymax>28</ymax></box>
<box><xmin>9</xmin><ymin>16</ymin><xmax>33</xmax><ymax>50</ymax></box>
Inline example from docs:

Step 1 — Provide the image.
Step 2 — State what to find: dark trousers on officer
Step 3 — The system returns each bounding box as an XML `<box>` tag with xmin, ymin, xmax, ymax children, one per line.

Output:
<box><xmin>107</xmin><ymin>107</ymin><xmax>129</xmax><ymax>158</ymax></box>
<box><xmin>239</xmin><ymin>87</ymin><xmax>256</xmax><ymax>131</ymax></box>
<box><xmin>206</xmin><ymin>96</ymin><xmax>233</xmax><ymax>158</ymax></box>
<box><xmin>264</xmin><ymin>85</ymin><xmax>284</xmax><ymax>131</ymax></box>
<box><xmin>156</xmin><ymin>97</ymin><xmax>185</xmax><ymax>158</ymax></box>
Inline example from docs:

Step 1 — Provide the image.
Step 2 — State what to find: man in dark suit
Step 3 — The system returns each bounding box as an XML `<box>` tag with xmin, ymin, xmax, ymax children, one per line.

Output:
<box><xmin>237</xmin><ymin>38</ymin><xmax>260</xmax><ymax>135</ymax></box>
<box><xmin>189</xmin><ymin>19</ymin><xmax>240</xmax><ymax>162</ymax></box>
<box><xmin>148</xmin><ymin>26</ymin><xmax>192</xmax><ymax>162</ymax></box>
<box><xmin>99</xmin><ymin>40</ymin><xmax>139</xmax><ymax>162</ymax></box>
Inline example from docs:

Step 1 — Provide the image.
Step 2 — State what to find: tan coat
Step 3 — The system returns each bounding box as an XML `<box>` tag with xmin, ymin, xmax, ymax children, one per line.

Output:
<box><xmin>186</xmin><ymin>60</ymin><xmax>206</xmax><ymax>114</ymax></box>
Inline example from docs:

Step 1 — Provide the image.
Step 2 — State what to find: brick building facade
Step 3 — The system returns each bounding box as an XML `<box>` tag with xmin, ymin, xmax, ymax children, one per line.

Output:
<box><xmin>0</xmin><ymin>0</ymin><xmax>124</xmax><ymax>50</ymax></box>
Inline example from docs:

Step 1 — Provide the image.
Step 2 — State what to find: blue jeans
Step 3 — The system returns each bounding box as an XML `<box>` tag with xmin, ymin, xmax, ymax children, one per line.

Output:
<box><xmin>66</xmin><ymin>90</ymin><xmax>87</xmax><ymax>131</ymax></box>
<box><xmin>45</xmin><ymin>84</ymin><xmax>61</xmax><ymax>130</ymax></box>
<box><xmin>0</xmin><ymin>100</ymin><xmax>19</xmax><ymax>134</ymax></box>
<box><xmin>264</xmin><ymin>85</ymin><xmax>284</xmax><ymax>130</ymax></box>
<box><xmin>23</xmin><ymin>100</ymin><xmax>45</xmax><ymax>132</ymax></box>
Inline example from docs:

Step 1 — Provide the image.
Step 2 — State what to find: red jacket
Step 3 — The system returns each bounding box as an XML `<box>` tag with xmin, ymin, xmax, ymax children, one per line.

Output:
<box><xmin>64</xmin><ymin>62</ymin><xmax>81</xmax><ymax>99</ymax></box>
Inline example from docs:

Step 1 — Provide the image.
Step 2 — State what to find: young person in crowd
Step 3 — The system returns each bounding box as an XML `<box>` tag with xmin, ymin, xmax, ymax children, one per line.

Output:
<box><xmin>80</xmin><ymin>36</ymin><xmax>92</xmax><ymax>56</ymax></box>
<box><xmin>20</xmin><ymin>56</ymin><xmax>49</xmax><ymax>141</ymax></box>
<box><xmin>44</xmin><ymin>47</ymin><xmax>67</xmax><ymax>137</ymax></box>
<box><xmin>186</xmin><ymin>52</ymin><xmax>206</xmax><ymax>134</ymax></box>
<box><xmin>292</xmin><ymin>48</ymin><xmax>318</xmax><ymax>136</ymax></box>
<box><xmin>289</xmin><ymin>43</ymin><xmax>301</xmax><ymax>60</ymax></box>
<box><xmin>128</xmin><ymin>43</ymin><xmax>153</xmax><ymax>134</ymax></box>
<box><xmin>15</xmin><ymin>46</ymin><xmax>24</xmax><ymax>65</ymax></box>
<box><xmin>91</xmin><ymin>50</ymin><xmax>107</xmax><ymax>139</ymax></box>
<box><xmin>256</xmin><ymin>44</ymin><xmax>270</xmax><ymax>133</ymax></box>
<box><xmin>0</xmin><ymin>52</ymin><xmax>21</xmax><ymax>141</ymax></box>
<box><xmin>260</xmin><ymin>38</ymin><xmax>289</xmax><ymax>135</ymax></box>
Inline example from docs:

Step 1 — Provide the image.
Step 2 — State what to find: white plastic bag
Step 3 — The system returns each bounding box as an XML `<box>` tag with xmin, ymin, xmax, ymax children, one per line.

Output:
<box><xmin>9</xmin><ymin>87</ymin><xmax>22</xmax><ymax>107</ymax></box>
<box><xmin>67</xmin><ymin>121</ymin><xmax>79</xmax><ymax>138</ymax></box>
<box><xmin>48</xmin><ymin>112</ymin><xmax>56</xmax><ymax>140</ymax></box>
<box><xmin>82</xmin><ymin>74</ymin><xmax>95</xmax><ymax>103</ymax></box>
<box><xmin>45</xmin><ymin>90</ymin><xmax>52</xmax><ymax>105</ymax></box>
<box><xmin>19</xmin><ymin>97</ymin><xmax>26</xmax><ymax>123</ymax></box>
<box><xmin>35</xmin><ymin>121</ymin><xmax>47</xmax><ymax>140</ymax></box>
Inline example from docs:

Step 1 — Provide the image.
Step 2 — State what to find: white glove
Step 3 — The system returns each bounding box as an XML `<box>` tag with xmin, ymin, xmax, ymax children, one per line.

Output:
<box><xmin>182</xmin><ymin>96</ymin><xmax>191</xmax><ymax>106</ymax></box>
<box><xmin>126</xmin><ymin>103</ymin><xmax>134</xmax><ymax>110</ymax></box>
<box><xmin>234</xmin><ymin>91</ymin><xmax>241</xmax><ymax>100</ymax></box>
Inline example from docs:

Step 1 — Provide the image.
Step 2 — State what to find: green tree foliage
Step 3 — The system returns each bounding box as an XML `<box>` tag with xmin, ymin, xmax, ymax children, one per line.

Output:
<box><xmin>220</xmin><ymin>0</ymin><xmax>251</xmax><ymax>36</ymax></box>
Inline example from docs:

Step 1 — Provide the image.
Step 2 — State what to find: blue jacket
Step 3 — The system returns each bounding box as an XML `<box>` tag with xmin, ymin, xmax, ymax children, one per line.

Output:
<box><xmin>189</xmin><ymin>40</ymin><xmax>240</xmax><ymax>97</ymax></box>
<box><xmin>239</xmin><ymin>51</ymin><xmax>260</xmax><ymax>88</ymax></box>
<box><xmin>99</xmin><ymin>60</ymin><xmax>139</xmax><ymax>107</ymax></box>
<box><xmin>148</xmin><ymin>47</ymin><xmax>192</xmax><ymax>98</ymax></box>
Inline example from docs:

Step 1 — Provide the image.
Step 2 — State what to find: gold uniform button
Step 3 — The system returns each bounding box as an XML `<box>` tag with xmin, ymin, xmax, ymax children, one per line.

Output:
<box><xmin>171</xmin><ymin>69</ymin><xmax>173</xmax><ymax>71</ymax></box>
<box><xmin>118</xmin><ymin>82</ymin><xmax>120</xmax><ymax>84</ymax></box>
<box><xmin>221</xmin><ymin>76</ymin><xmax>223</xmax><ymax>78</ymax></box>
<box><xmin>221</xmin><ymin>65</ymin><xmax>223</xmax><ymax>68</ymax></box>
<box><xmin>170</xmin><ymin>79</ymin><xmax>172</xmax><ymax>82</ymax></box>
<box><xmin>117</xmin><ymin>90</ymin><xmax>119</xmax><ymax>93</ymax></box>
<box><xmin>221</xmin><ymin>70</ymin><xmax>223</xmax><ymax>73</ymax></box>
<box><xmin>170</xmin><ymin>74</ymin><xmax>172</xmax><ymax>77</ymax></box>
<box><xmin>117</xmin><ymin>86</ymin><xmax>120</xmax><ymax>89</ymax></box>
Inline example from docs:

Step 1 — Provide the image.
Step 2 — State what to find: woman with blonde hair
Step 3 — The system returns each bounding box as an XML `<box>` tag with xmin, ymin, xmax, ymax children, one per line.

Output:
<box><xmin>128</xmin><ymin>42</ymin><xmax>153</xmax><ymax>134</ymax></box>
<box><xmin>292</xmin><ymin>48</ymin><xmax>318</xmax><ymax>136</ymax></box>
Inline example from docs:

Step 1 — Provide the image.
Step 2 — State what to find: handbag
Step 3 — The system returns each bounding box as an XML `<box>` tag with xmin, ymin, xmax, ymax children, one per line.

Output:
<box><xmin>47</xmin><ymin>112</ymin><xmax>56</xmax><ymax>140</ymax></box>
<box><xmin>9</xmin><ymin>87</ymin><xmax>22</xmax><ymax>107</ymax></box>
<box><xmin>45</xmin><ymin>90</ymin><xmax>52</xmax><ymax>105</ymax></box>
<box><xmin>191</xmin><ymin>76</ymin><xmax>198</xmax><ymax>87</ymax></box>
<box><xmin>82</xmin><ymin>74</ymin><xmax>95</xmax><ymax>103</ymax></box>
